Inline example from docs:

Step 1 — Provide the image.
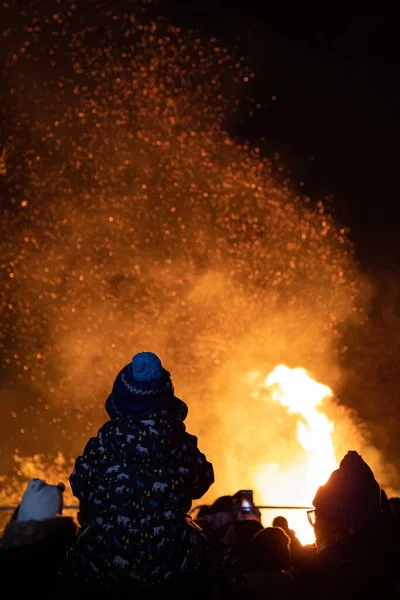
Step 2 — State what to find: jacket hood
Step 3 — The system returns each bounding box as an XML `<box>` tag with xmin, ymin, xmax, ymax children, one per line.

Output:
<box><xmin>313</xmin><ymin>451</ymin><xmax>382</xmax><ymax>528</ymax></box>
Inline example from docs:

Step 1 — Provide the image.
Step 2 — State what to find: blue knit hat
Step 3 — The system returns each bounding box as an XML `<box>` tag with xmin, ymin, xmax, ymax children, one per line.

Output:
<box><xmin>105</xmin><ymin>352</ymin><xmax>188</xmax><ymax>420</ymax></box>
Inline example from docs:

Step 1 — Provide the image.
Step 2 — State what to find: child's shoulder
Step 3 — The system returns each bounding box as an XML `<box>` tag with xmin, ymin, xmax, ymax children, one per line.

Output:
<box><xmin>100</xmin><ymin>411</ymin><xmax>186</xmax><ymax>439</ymax></box>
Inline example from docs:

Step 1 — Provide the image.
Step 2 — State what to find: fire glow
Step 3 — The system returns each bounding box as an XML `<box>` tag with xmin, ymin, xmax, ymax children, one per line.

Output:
<box><xmin>1</xmin><ymin>2</ymin><xmax>379</xmax><ymax>546</ymax></box>
<box><xmin>254</xmin><ymin>365</ymin><xmax>337</xmax><ymax>544</ymax></box>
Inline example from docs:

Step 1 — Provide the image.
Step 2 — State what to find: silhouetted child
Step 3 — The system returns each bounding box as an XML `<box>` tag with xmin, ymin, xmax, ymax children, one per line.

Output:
<box><xmin>60</xmin><ymin>353</ymin><xmax>244</xmax><ymax>596</ymax></box>
<box><xmin>76</xmin><ymin>351</ymin><xmax>191</xmax><ymax>528</ymax></box>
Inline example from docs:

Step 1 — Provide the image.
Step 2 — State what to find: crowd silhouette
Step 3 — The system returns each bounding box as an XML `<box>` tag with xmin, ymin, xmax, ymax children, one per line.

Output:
<box><xmin>1</xmin><ymin>352</ymin><xmax>399</xmax><ymax>599</ymax></box>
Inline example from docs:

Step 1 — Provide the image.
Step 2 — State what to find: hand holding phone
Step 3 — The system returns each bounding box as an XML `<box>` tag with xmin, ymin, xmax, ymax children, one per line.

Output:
<box><xmin>233</xmin><ymin>490</ymin><xmax>261</xmax><ymax>522</ymax></box>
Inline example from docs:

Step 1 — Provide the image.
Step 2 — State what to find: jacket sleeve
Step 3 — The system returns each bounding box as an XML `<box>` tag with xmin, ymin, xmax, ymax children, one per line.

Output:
<box><xmin>184</xmin><ymin>433</ymin><xmax>214</xmax><ymax>499</ymax></box>
<box><xmin>69</xmin><ymin>435</ymin><xmax>99</xmax><ymax>501</ymax></box>
<box><xmin>193</xmin><ymin>449</ymin><xmax>215</xmax><ymax>499</ymax></box>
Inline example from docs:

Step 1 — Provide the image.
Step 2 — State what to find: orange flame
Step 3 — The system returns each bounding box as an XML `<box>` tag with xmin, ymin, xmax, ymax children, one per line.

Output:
<box><xmin>254</xmin><ymin>365</ymin><xmax>337</xmax><ymax>544</ymax></box>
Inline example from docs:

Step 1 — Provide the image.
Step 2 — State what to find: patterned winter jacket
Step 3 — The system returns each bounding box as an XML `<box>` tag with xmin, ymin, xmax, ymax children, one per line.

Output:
<box><xmin>60</xmin><ymin>410</ymin><xmax>223</xmax><ymax>587</ymax></box>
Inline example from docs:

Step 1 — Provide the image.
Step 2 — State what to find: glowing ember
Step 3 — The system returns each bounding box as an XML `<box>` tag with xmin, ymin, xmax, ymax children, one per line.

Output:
<box><xmin>254</xmin><ymin>365</ymin><xmax>337</xmax><ymax>544</ymax></box>
<box><xmin>1</xmin><ymin>1</ymin><xmax>382</xmax><ymax>536</ymax></box>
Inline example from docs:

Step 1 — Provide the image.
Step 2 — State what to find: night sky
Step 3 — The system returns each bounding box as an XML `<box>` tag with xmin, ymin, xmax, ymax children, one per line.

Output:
<box><xmin>156</xmin><ymin>1</ymin><xmax>400</xmax><ymax>272</ymax></box>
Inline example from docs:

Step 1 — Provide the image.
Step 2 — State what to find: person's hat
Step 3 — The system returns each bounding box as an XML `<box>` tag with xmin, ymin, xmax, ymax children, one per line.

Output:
<box><xmin>105</xmin><ymin>352</ymin><xmax>188</xmax><ymax>420</ymax></box>
<box><xmin>209</xmin><ymin>495</ymin><xmax>233</xmax><ymax>514</ymax></box>
<box><xmin>313</xmin><ymin>450</ymin><xmax>382</xmax><ymax>528</ymax></box>
<box><xmin>17</xmin><ymin>479</ymin><xmax>65</xmax><ymax>522</ymax></box>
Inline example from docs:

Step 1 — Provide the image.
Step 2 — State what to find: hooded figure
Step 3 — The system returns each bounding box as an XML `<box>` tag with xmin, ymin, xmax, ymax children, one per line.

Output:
<box><xmin>296</xmin><ymin>451</ymin><xmax>399</xmax><ymax>600</ymax></box>
<box><xmin>312</xmin><ymin>450</ymin><xmax>382</xmax><ymax>532</ymax></box>
<box><xmin>59</xmin><ymin>353</ymin><xmax>244</xmax><ymax>596</ymax></box>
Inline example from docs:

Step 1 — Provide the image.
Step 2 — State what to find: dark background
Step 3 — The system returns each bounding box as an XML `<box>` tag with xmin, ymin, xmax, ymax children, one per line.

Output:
<box><xmin>154</xmin><ymin>1</ymin><xmax>400</xmax><ymax>272</ymax></box>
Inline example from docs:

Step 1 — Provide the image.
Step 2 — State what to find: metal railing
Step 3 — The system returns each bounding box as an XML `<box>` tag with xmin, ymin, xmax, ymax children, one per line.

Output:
<box><xmin>1</xmin><ymin>504</ymin><xmax>312</xmax><ymax>512</ymax></box>
<box><xmin>0</xmin><ymin>505</ymin><xmax>79</xmax><ymax>511</ymax></box>
<box><xmin>189</xmin><ymin>504</ymin><xmax>313</xmax><ymax>515</ymax></box>
<box><xmin>255</xmin><ymin>505</ymin><xmax>313</xmax><ymax>510</ymax></box>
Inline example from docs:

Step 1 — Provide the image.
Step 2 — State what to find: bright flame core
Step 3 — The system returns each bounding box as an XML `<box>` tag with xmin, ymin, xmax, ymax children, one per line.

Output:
<box><xmin>255</xmin><ymin>365</ymin><xmax>337</xmax><ymax>544</ymax></box>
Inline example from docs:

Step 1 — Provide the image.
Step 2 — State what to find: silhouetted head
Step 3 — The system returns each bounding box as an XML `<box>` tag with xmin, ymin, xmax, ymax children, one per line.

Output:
<box><xmin>223</xmin><ymin>520</ymin><xmax>264</xmax><ymax>570</ymax></box>
<box><xmin>312</xmin><ymin>451</ymin><xmax>382</xmax><ymax>551</ymax></box>
<box><xmin>207</xmin><ymin>495</ymin><xmax>234</xmax><ymax>532</ymax></box>
<box><xmin>251</xmin><ymin>526</ymin><xmax>291</xmax><ymax>572</ymax></box>
<box><xmin>272</xmin><ymin>516</ymin><xmax>289</xmax><ymax>532</ymax></box>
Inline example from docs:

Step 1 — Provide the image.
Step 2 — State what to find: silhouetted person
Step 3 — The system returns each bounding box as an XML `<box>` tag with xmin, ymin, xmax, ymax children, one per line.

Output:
<box><xmin>207</xmin><ymin>495</ymin><xmax>235</xmax><ymax>537</ymax></box>
<box><xmin>223</xmin><ymin>519</ymin><xmax>264</xmax><ymax>571</ymax></box>
<box><xmin>59</xmin><ymin>352</ymin><xmax>245</xmax><ymax>598</ymax></box>
<box><xmin>273</xmin><ymin>515</ymin><xmax>306</xmax><ymax>569</ymax></box>
<box><xmin>1</xmin><ymin>479</ymin><xmax>76</xmax><ymax>595</ymax></box>
<box><xmin>246</xmin><ymin>527</ymin><xmax>295</xmax><ymax>600</ymax></box>
<box><xmin>296</xmin><ymin>451</ymin><xmax>400</xmax><ymax>600</ymax></box>
<box><xmin>221</xmin><ymin>491</ymin><xmax>264</xmax><ymax>570</ymax></box>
